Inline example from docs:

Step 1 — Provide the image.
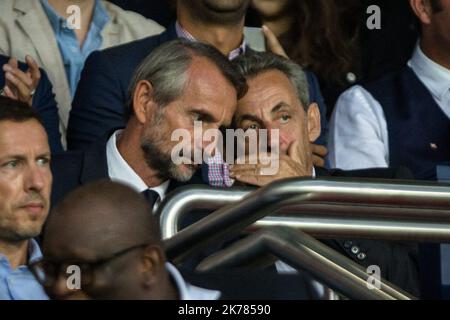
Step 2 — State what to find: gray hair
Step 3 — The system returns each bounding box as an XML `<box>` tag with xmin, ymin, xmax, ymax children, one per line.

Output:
<box><xmin>126</xmin><ymin>39</ymin><xmax>247</xmax><ymax>119</ymax></box>
<box><xmin>233</xmin><ymin>51</ymin><xmax>310</xmax><ymax>110</ymax></box>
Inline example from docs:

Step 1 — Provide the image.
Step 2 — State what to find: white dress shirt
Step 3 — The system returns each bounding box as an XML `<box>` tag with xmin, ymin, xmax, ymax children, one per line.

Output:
<box><xmin>106</xmin><ymin>130</ymin><xmax>170</xmax><ymax>202</ymax></box>
<box><xmin>328</xmin><ymin>43</ymin><xmax>450</xmax><ymax>170</ymax></box>
<box><xmin>166</xmin><ymin>263</ymin><xmax>221</xmax><ymax>300</ymax></box>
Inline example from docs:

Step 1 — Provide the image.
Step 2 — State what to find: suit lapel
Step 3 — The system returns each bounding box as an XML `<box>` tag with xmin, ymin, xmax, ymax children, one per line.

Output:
<box><xmin>80</xmin><ymin>132</ymin><xmax>112</xmax><ymax>184</ymax></box>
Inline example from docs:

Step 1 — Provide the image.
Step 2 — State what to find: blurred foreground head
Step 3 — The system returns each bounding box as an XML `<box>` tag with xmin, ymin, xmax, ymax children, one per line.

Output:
<box><xmin>37</xmin><ymin>180</ymin><xmax>177</xmax><ymax>300</ymax></box>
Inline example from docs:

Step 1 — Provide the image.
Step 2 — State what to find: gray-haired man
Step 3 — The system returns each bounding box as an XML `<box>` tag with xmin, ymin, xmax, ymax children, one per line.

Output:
<box><xmin>50</xmin><ymin>39</ymin><xmax>246</xmax><ymax>208</ymax></box>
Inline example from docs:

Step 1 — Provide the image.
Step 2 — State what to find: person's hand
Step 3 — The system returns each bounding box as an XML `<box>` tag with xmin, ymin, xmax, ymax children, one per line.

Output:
<box><xmin>311</xmin><ymin>144</ymin><xmax>328</xmax><ymax>168</ymax></box>
<box><xmin>262</xmin><ymin>25</ymin><xmax>289</xmax><ymax>58</ymax></box>
<box><xmin>2</xmin><ymin>55</ymin><xmax>41</xmax><ymax>106</ymax></box>
<box><xmin>229</xmin><ymin>141</ymin><xmax>313</xmax><ymax>187</ymax></box>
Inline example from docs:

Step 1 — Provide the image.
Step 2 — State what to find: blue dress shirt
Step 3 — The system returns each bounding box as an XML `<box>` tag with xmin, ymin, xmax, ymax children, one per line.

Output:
<box><xmin>40</xmin><ymin>0</ymin><xmax>109</xmax><ymax>98</ymax></box>
<box><xmin>0</xmin><ymin>239</ymin><xmax>48</xmax><ymax>300</ymax></box>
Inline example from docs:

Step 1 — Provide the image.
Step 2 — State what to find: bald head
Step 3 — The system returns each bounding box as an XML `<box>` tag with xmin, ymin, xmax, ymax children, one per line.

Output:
<box><xmin>44</xmin><ymin>180</ymin><xmax>162</xmax><ymax>260</ymax></box>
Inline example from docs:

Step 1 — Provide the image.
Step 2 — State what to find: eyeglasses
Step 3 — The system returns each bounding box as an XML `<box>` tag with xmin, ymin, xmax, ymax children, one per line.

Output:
<box><xmin>29</xmin><ymin>243</ymin><xmax>150</xmax><ymax>289</ymax></box>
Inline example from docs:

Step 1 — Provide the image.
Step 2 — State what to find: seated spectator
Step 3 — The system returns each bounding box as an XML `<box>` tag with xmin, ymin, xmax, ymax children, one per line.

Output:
<box><xmin>50</xmin><ymin>40</ymin><xmax>246</xmax><ymax>209</ymax></box>
<box><xmin>108</xmin><ymin>0</ymin><xmax>175</xmax><ymax>27</ymax></box>
<box><xmin>0</xmin><ymin>98</ymin><xmax>52</xmax><ymax>300</ymax></box>
<box><xmin>228</xmin><ymin>51</ymin><xmax>420</xmax><ymax>296</ymax></box>
<box><xmin>1</xmin><ymin>55</ymin><xmax>62</xmax><ymax>152</ymax></box>
<box><xmin>0</xmin><ymin>0</ymin><xmax>164</xmax><ymax>142</ymax></box>
<box><xmin>247</xmin><ymin>0</ymin><xmax>418</xmax><ymax>114</ymax></box>
<box><xmin>32</xmin><ymin>180</ymin><xmax>317</xmax><ymax>300</ymax></box>
<box><xmin>328</xmin><ymin>0</ymin><xmax>450</xmax><ymax>181</ymax></box>
<box><xmin>68</xmin><ymin>0</ymin><xmax>328</xmax><ymax>151</ymax></box>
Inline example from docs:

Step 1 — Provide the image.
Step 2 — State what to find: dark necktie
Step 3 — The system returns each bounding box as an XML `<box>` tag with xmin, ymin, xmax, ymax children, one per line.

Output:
<box><xmin>141</xmin><ymin>189</ymin><xmax>160</xmax><ymax>210</ymax></box>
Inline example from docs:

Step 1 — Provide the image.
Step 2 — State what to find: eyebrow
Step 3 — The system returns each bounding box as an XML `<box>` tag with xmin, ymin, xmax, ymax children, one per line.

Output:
<box><xmin>0</xmin><ymin>152</ymin><xmax>51</xmax><ymax>162</ymax></box>
<box><xmin>238</xmin><ymin>114</ymin><xmax>263</xmax><ymax>126</ymax></box>
<box><xmin>271</xmin><ymin>102</ymin><xmax>291</xmax><ymax>114</ymax></box>
<box><xmin>190</xmin><ymin>107</ymin><xmax>220</xmax><ymax>123</ymax></box>
<box><xmin>237</xmin><ymin>102</ymin><xmax>292</xmax><ymax>124</ymax></box>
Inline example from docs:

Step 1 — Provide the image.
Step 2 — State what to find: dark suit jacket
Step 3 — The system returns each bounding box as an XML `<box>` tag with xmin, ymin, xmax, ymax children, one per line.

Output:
<box><xmin>50</xmin><ymin>130</ymin><xmax>205</xmax><ymax>208</ymax></box>
<box><xmin>0</xmin><ymin>55</ymin><xmax>62</xmax><ymax>152</ymax></box>
<box><xmin>315</xmin><ymin>167</ymin><xmax>420</xmax><ymax>297</ymax></box>
<box><xmin>68</xmin><ymin>24</ymin><xmax>329</xmax><ymax>150</ymax></box>
<box><xmin>182</xmin><ymin>269</ymin><xmax>318</xmax><ymax>300</ymax></box>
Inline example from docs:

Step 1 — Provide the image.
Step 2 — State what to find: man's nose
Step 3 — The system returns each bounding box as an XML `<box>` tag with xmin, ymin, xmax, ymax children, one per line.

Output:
<box><xmin>24</xmin><ymin>164</ymin><xmax>46</xmax><ymax>192</ymax></box>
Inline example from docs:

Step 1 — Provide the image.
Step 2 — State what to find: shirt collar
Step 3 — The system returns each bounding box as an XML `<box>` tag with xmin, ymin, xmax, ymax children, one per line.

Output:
<box><xmin>0</xmin><ymin>239</ymin><xmax>43</xmax><ymax>267</ymax></box>
<box><xmin>165</xmin><ymin>263</ymin><xmax>221</xmax><ymax>300</ymax></box>
<box><xmin>40</xmin><ymin>0</ymin><xmax>65</xmax><ymax>33</ymax></box>
<box><xmin>408</xmin><ymin>42</ymin><xmax>450</xmax><ymax>102</ymax></box>
<box><xmin>40</xmin><ymin>0</ymin><xmax>109</xmax><ymax>34</ymax></box>
<box><xmin>175</xmin><ymin>21</ymin><xmax>246</xmax><ymax>60</ymax></box>
<box><xmin>91</xmin><ymin>0</ymin><xmax>110</xmax><ymax>33</ymax></box>
<box><xmin>28</xmin><ymin>239</ymin><xmax>44</xmax><ymax>265</ymax></box>
<box><xmin>106</xmin><ymin>130</ymin><xmax>170</xmax><ymax>200</ymax></box>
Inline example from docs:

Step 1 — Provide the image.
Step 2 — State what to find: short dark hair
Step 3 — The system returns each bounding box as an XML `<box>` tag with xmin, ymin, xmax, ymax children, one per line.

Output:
<box><xmin>125</xmin><ymin>39</ymin><xmax>248</xmax><ymax>120</ymax></box>
<box><xmin>0</xmin><ymin>96</ymin><xmax>44</xmax><ymax>126</ymax></box>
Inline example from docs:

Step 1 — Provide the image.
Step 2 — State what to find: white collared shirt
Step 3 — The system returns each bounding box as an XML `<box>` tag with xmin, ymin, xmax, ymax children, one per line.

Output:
<box><xmin>106</xmin><ymin>130</ymin><xmax>170</xmax><ymax>201</ymax></box>
<box><xmin>166</xmin><ymin>263</ymin><xmax>221</xmax><ymax>300</ymax></box>
<box><xmin>328</xmin><ymin>43</ymin><xmax>450</xmax><ymax>170</ymax></box>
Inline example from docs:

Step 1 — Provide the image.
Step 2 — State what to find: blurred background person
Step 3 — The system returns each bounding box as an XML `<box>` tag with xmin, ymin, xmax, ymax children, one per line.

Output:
<box><xmin>109</xmin><ymin>0</ymin><xmax>176</xmax><ymax>27</ymax></box>
<box><xmin>246</xmin><ymin>0</ymin><xmax>418</xmax><ymax>117</ymax></box>
<box><xmin>0</xmin><ymin>0</ymin><xmax>164</xmax><ymax>145</ymax></box>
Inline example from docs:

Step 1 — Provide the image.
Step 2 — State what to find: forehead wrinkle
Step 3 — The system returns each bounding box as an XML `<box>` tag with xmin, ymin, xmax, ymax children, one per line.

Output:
<box><xmin>0</xmin><ymin>121</ymin><xmax>49</xmax><ymax>155</ymax></box>
<box><xmin>237</xmin><ymin>70</ymin><xmax>303</xmax><ymax>121</ymax></box>
<box><xmin>184</xmin><ymin>57</ymin><xmax>237</xmax><ymax>121</ymax></box>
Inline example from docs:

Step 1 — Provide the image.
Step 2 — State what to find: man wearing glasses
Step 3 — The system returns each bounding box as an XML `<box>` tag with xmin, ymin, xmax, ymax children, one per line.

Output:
<box><xmin>31</xmin><ymin>180</ymin><xmax>316</xmax><ymax>300</ymax></box>
<box><xmin>0</xmin><ymin>97</ymin><xmax>52</xmax><ymax>300</ymax></box>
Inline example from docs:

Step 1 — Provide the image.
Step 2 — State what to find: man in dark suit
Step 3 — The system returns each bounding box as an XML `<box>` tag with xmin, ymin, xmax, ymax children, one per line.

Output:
<box><xmin>68</xmin><ymin>0</ymin><xmax>329</xmax><ymax>150</ymax></box>
<box><xmin>227</xmin><ymin>51</ymin><xmax>420</xmax><ymax>296</ymax></box>
<box><xmin>51</xmin><ymin>40</ymin><xmax>246</xmax><ymax>208</ymax></box>
<box><xmin>34</xmin><ymin>180</ymin><xmax>317</xmax><ymax>300</ymax></box>
<box><xmin>1</xmin><ymin>55</ymin><xmax>62</xmax><ymax>152</ymax></box>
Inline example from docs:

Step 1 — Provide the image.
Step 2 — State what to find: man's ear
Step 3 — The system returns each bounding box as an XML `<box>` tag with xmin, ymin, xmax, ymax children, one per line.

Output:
<box><xmin>306</xmin><ymin>103</ymin><xmax>321</xmax><ymax>143</ymax></box>
<box><xmin>410</xmin><ymin>0</ymin><xmax>432</xmax><ymax>25</ymax></box>
<box><xmin>133</xmin><ymin>80</ymin><xmax>157</xmax><ymax>124</ymax></box>
<box><xmin>140</xmin><ymin>245</ymin><xmax>166</xmax><ymax>288</ymax></box>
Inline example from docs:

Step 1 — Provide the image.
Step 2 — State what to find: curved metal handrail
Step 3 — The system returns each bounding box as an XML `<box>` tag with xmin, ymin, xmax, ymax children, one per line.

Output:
<box><xmin>196</xmin><ymin>227</ymin><xmax>415</xmax><ymax>300</ymax></box>
<box><xmin>159</xmin><ymin>178</ymin><xmax>450</xmax><ymax>262</ymax></box>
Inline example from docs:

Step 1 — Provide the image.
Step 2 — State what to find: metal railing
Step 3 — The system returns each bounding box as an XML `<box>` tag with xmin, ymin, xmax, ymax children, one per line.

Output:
<box><xmin>196</xmin><ymin>226</ymin><xmax>414</xmax><ymax>300</ymax></box>
<box><xmin>156</xmin><ymin>178</ymin><xmax>450</xmax><ymax>300</ymax></box>
<box><xmin>158</xmin><ymin>179</ymin><xmax>450</xmax><ymax>261</ymax></box>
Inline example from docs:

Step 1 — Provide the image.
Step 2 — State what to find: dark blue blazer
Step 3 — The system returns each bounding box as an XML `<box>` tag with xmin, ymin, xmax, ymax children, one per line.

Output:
<box><xmin>50</xmin><ymin>130</ymin><xmax>205</xmax><ymax>208</ymax></box>
<box><xmin>0</xmin><ymin>55</ymin><xmax>62</xmax><ymax>152</ymax></box>
<box><xmin>68</xmin><ymin>25</ymin><xmax>329</xmax><ymax>151</ymax></box>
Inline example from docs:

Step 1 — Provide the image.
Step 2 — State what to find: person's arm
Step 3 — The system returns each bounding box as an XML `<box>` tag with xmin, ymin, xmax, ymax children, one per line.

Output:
<box><xmin>33</xmin><ymin>68</ymin><xmax>63</xmax><ymax>153</ymax></box>
<box><xmin>68</xmin><ymin>50</ymin><xmax>127</xmax><ymax>150</ymax></box>
<box><xmin>1</xmin><ymin>56</ymin><xmax>63</xmax><ymax>152</ymax></box>
<box><xmin>327</xmin><ymin>85</ymin><xmax>389</xmax><ymax>170</ymax></box>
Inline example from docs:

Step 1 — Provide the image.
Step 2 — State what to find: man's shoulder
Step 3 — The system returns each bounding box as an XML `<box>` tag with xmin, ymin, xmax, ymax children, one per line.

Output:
<box><xmin>94</xmin><ymin>28</ymin><xmax>172</xmax><ymax>62</ymax></box>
